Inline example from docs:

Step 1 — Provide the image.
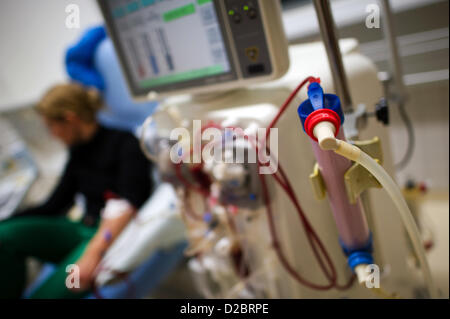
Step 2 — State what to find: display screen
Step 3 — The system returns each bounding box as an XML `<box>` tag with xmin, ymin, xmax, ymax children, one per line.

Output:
<box><xmin>106</xmin><ymin>0</ymin><xmax>233</xmax><ymax>93</ymax></box>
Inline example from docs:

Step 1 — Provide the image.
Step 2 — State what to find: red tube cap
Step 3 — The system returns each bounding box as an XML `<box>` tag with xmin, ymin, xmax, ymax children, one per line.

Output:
<box><xmin>304</xmin><ymin>109</ymin><xmax>341</xmax><ymax>142</ymax></box>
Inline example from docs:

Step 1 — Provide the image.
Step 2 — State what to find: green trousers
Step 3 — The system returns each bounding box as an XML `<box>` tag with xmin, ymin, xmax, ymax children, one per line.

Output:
<box><xmin>0</xmin><ymin>216</ymin><xmax>98</xmax><ymax>299</ymax></box>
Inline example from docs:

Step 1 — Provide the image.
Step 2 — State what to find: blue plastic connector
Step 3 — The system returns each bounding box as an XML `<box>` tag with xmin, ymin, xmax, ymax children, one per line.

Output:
<box><xmin>297</xmin><ymin>82</ymin><xmax>345</xmax><ymax>132</ymax></box>
<box><xmin>308</xmin><ymin>82</ymin><xmax>326</xmax><ymax>111</ymax></box>
<box><xmin>348</xmin><ymin>252</ymin><xmax>374</xmax><ymax>271</ymax></box>
<box><xmin>339</xmin><ymin>234</ymin><xmax>374</xmax><ymax>272</ymax></box>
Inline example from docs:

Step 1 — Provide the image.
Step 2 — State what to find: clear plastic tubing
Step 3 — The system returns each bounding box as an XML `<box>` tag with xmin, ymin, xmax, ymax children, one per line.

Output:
<box><xmin>335</xmin><ymin>141</ymin><xmax>438</xmax><ymax>298</ymax></box>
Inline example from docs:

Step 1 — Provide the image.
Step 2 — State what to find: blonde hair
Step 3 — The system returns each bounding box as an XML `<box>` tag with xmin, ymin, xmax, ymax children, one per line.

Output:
<box><xmin>36</xmin><ymin>83</ymin><xmax>103</xmax><ymax>122</ymax></box>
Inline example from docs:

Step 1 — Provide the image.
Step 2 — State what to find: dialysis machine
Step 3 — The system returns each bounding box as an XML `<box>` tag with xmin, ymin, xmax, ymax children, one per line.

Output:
<box><xmin>98</xmin><ymin>0</ymin><xmax>437</xmax><ymax>298</ymax></box>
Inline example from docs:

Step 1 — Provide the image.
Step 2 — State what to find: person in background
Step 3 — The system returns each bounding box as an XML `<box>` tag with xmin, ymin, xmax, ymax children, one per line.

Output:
<box><xmin>0</xmin><ymin>83</ymin><xmax>153</xmax><ymax>298</ymax></box>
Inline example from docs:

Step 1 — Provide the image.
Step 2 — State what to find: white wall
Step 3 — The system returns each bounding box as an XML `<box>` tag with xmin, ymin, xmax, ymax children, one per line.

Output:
<box><xmin>0</xmin><ymin>0</ymin><xmax>103</xmax><ymax>111</ymax></box>
<box><xmin>390</xmin><ymin>81</ymin><xmax>449</xmax><ymax>190</ymax></box>
<box><xmin>283</xmin><ymin>0</ymin><xmax>446</xmax><ymax>41</ymax></box>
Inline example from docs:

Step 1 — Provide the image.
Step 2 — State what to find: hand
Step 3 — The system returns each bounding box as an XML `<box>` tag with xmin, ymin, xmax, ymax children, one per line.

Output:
<box><xmin>70</xmin><ymin>251</ymin><xmax>102</xmax><ymax>292</ymax></box>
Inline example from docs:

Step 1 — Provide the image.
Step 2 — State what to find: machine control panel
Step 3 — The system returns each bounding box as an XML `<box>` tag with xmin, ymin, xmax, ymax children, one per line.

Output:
<box><xmin>224</xmin><ymin>0</ymin><xmax>272</xmax><ymax>78</ymax></box>
<box><xmin>98</xmin><ymin>0</ymin><xmax>288</xmax><ymax>98</ymax></box>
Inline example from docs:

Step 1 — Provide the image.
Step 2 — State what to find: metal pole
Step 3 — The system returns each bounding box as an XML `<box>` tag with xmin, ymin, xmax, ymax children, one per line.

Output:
<box><xmin>379</xmin><ymin>0</ymin><xmax>415</xmax><ymax>169</ymax></box>
<box><xmin>379</xmin><ymin>0</ymin><xmax>407</xmax><ymax>102</ymax></box>
<box><xmin>313</xmin><ymin>0</ymin><xmax>353</xmax><ymax>113</ymax></box>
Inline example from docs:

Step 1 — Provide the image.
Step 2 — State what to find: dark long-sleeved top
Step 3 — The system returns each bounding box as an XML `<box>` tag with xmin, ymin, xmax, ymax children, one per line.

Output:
<box><xmin>19</xmin><ymin>125</ymin><xmax>153</xmax><ymax>224</ymax></box>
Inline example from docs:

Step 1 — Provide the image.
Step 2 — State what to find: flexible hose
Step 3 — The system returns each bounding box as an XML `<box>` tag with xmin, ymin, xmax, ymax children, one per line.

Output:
<box><xmin>395</xmin><ymin>100</ymin><xmax>415</xmax><ymax>170</ymax></box>
<box><xmin>334</xmin><ymin>140</ymin><xmax>438</xmax><ymax>298</ymax></box>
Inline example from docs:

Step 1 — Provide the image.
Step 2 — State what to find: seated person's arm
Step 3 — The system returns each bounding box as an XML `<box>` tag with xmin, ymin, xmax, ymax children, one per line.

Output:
<box><xmin>73</xmin><ymin>135</ymin><xmax>153</xmax><ymax>291</ymax></box>
<box><xmin>75</xmin><ymin>201</ymin><xmax>135</xmax><ymax>291</ymax></box>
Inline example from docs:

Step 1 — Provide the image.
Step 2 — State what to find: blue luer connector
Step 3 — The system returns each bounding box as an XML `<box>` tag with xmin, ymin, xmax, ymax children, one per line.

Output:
<box><xmin>348</xmin><ymin>252</ymin><xmax>374</xmax><ymax>271</ymax></box>
<box><xmin>297</xmin><ymin>82</ymin><xmax>345</xmax><ymax>132</ymax></box>
<box><xmin>308</xmin><ymin>82</ymin><xmax>325</xmax><ymax>111</ymax></box>
<box><xmin>339</xmin><ymin>234</ymin><xmax>374</xmax><ymax>272</ymax></box>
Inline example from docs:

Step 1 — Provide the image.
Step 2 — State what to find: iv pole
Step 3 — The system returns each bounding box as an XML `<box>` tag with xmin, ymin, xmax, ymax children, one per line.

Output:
<box><xmin>312</xmin><ymin>0</ymin><xmax>354</xmax><ymax>114</ymax></box>
<box><xmin>379</xmin><ymin>0</ymin><xmax>407</xmax><ymax>102</ymax></box>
